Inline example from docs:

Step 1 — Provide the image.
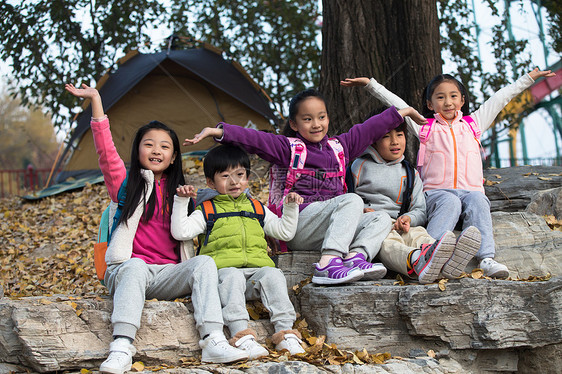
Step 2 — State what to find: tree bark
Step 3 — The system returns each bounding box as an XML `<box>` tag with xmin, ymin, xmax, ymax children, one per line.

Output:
<box><xmin>319</xmin><ymin>0</ymin><xmax>441</xmax><ymax>163</ymax></box>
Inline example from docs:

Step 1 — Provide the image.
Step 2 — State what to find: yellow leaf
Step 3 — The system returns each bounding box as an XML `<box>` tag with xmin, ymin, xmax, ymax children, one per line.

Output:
<box><xmin>131</xmin><ymin>361</ymin><xmax>145</xmax><ymax>372</ymax></box>
<box><xmin>427</xmin><ymin>349</ymin><xmax>436</xmax><ymax>358</ymax></box>
<box><xmin>352</xmin><ymin>353</ymin><xmax>364</xmax><ymax>364</ymax></box>
<box><xmin>40</xmin><ymin>298</ymin><xmax>52</xmax><ymax>305</ymax></box>
<box><xmin>538</xmin><ymin>176</ymin><xmax>552</xmax><ymax>181</ymax></box>
<box><xmin>438</xmin><ymin>278</ymin><xmax>447</xmax><ymax>291</ymax></box>
<box><xmin>471</xmin><ymin>269</ymin><xmax>483</xmax><ymax>279</ymax></box>
<box><xmin>80</xmin><ymin>369</ymin><xmax>92</xmax><ymax>374</ymax></box>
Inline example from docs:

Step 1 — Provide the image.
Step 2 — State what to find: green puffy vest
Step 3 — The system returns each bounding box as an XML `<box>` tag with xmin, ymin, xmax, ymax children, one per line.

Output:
<box><xmin>197</xmin><ymin>194</ymin><xmax>275</xmax><ymax>269</ymax></box>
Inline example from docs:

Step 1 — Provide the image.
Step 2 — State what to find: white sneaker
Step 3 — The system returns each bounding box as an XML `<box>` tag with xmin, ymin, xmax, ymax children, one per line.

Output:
<box><xmin>234</xmin><ymin>334</ymin><xmax>269</xmax><ymax>360</ymax></box>
<box><xmin>99</xmin><ymin>338</ymin><xmax>136</xmax><ymax>374</ymax></box>
<box><xmin>200</xmin><ymin>331</ymin><xmax>249</xmax><ymax>363</ymax></box>
<box><xmin>275</xmin><ymin>333</ymin><xmax>305</xmax><ymax>355</ymax></box>
<box><xmin>479</xmin><ymin>258</ymin><xmax>509</xmax><ymax>278</ymax></box>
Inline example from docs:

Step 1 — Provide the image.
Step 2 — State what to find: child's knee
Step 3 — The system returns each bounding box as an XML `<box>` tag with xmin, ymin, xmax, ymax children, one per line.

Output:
<box><xmin>219</xmin><ymin>268</ymin><xmax>246</xmax><ymax>285</ymax></box>
<box><xmin>341</xmin><ymin>193</ymin><xmax>364</xmax><ymax>211</ymax></box>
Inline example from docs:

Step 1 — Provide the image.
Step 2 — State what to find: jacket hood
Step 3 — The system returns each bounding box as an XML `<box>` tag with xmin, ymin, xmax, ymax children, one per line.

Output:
<box><xmin>360</xmin><ymin>145</ymin><xmax>404</xmax><ymax>166</ymax></box>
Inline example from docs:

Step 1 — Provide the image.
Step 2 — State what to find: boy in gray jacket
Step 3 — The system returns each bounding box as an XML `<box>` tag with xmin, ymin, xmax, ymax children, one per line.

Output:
<box><xmin>349</xmin><ymin>121</ymin><xmax>481</xmax><ymax>284</ymax></box>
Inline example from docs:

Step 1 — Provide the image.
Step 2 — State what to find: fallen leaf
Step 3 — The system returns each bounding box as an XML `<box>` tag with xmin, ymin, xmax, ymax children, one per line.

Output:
<box><xmin>131</xmin><ymin>361</ymin><xmax>145</xmax><ymax>372</ymax></box>
<box><xmin>438</xmin><ymin>279</ymin><xmax>447</xmax><ymax>291</ymax></box>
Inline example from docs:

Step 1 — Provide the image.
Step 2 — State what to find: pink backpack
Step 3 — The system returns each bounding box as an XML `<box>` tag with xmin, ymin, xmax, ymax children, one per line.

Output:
<box><xmin>268</xmin><ymin>137</ymin><xmax>346</xmax><ymax>217</ymax></box>
<box><xmin>417</xmin><ymin>115</ymin><xmax>482</xmax><ymax>171</ymax></box>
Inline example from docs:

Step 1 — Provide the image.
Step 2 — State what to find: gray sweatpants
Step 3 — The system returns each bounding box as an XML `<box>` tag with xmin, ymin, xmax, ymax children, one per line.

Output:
<box><xmin>218</xmin><ymin>267</ymin><xmax>296</xmax><ymax>336</ymax></box>
<box><xmin>287</xmin><ymin>193</ymin><xmax>393</xmax><ymax>260</ymax></box>
<box><xmin>425</xmin><ymin>189</ymin><xmax>495</xmax><ymax>260</ymax></box>
<box><xmin>105</xmin><ymin>255</ymin><xmax>224</xmax><ymax>340</ymax></box>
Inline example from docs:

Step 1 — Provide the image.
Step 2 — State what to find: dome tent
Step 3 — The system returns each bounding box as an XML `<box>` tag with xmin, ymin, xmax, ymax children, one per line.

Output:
<box><xmin>55</xmin><ymin>43</ymin><xmax>277</xmax><ymax>183</ymax></box>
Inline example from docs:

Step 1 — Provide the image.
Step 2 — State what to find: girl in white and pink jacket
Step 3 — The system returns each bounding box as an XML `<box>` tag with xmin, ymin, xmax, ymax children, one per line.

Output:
<box><xmin>341</xmin><ymin>67</ymin><xmax>555</xmax><ymax>278</ymax></box>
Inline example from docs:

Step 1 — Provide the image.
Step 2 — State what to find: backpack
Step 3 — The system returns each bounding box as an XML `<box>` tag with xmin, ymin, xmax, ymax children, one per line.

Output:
<box><xmin>94</xmin><ymin>176</ymin><xmax>195</xmax><ymax>284</ymax></box>
<box><xmin>94</xmin><ymin>177</ymin><xmax>128</xmax><ymax>285</ymax></box>
<box><xmin>417</xmin><ymin>116</ymin><xmax>482</xmax><ymax>172</ymax></box>
<box><xmin>198</xmin><ymin>197</ymin><xmax>265</xmax><ymax>253</ymax></box>
<box><xmin>267</xmin><ymin>137</ymin><xmax>347</xmax><ymax>217</ymax></box>
<box><xmin>347</xmin><ymin>159</ymin><xmax>415</xmax><ymax>217</ymax></box>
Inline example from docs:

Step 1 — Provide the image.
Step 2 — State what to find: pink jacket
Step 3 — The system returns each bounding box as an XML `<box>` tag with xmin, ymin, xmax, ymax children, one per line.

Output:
<box><xmin>419</xmin><ymin>111</ymin><xmax>484</xmax><ymax>192</ymax></box>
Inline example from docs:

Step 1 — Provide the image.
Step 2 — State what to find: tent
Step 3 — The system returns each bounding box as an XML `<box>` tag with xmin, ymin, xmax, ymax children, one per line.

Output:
<box><xmin>54</xmin><ymin>44</ymin><xmax>278</xmax><ymax>183</ymax></box>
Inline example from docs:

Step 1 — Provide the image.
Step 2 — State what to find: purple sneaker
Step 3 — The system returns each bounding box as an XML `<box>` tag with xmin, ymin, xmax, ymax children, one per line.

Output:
<box><xmin>441</xmin><ymin>226</ymin><xmax>481</xmax><ymax>279</ymax></box>
<box><xmin>312</xmin><ymin>257</ymin><xmax>364</xmax><ymax>285</ymax></box>
<box><xmin>342</xmin><ymin>253</ymin><xmax>387</xmax><ymax>280</ymax></box>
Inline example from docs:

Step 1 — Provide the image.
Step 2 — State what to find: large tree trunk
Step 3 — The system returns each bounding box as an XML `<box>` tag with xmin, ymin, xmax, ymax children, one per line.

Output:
<box><xmin>319</xmin><ymin>0</ymin><xmax>441</xmax><ymax>164</ymax></box>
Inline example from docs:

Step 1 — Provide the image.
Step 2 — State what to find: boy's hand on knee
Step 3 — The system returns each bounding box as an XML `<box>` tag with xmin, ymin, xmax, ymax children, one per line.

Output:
<box><xmin>176</xmin><ymin>185</ymin><xmax>196</xmax><ymax>198</ymax></box>
<box><xmin>285</xmin><ymin>192</ymin><xmax>303</xmax><ymax>205</ymax></box>
<box><xmin>394</xmin><ymin>215</ymin><xmax>411</xmax><ymax>233</ymax></box>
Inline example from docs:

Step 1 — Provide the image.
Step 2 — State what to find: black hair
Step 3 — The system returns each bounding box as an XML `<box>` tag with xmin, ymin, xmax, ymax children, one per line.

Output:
<box><xmin>366</xmin><ymin>106</ymin><xmax>408</xmax><ymax>138</ymax></box>
<box><xmin>118</xmin><ymin>121</ymin><xmax>185</xmax><ymax>226</ymax></box>
<box><xmin>281</xmin><ymin>89</ymin><xmax>327</xmax><ymax>136</ymax></box>
<box><xmin>203</xmin><ymin>144</ymin><xmax>251</xmax><ymax>179</ymax></box>
<box><xmin>422</xmin><ymin>74</ymin><xmax>470</xmax><ymax>117</ymax></box>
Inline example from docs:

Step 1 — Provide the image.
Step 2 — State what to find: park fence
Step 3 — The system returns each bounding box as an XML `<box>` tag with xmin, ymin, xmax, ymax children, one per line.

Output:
<box><xmin>0</xmin><ymin>166</ymin><xmax>54</xmax><ymax>198</ymax></box>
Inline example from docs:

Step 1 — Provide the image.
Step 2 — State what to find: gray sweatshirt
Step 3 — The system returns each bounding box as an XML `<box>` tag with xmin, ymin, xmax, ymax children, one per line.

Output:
<box><xmin>350</xmin><ymin>145</ymin><xmax>427</xmax><ymax>227</ymax></box>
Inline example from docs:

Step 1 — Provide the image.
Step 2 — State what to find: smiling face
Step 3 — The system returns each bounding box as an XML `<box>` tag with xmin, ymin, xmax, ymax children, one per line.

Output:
<box><xmin>207</xmin><ymin>165</ymin><xmax>249</xmax><ymax>199</ymax></box>
<box><xmin>426</xmin><ymin>81</ymin><xmax>465</xmax><ymax>121</ymax></box>
<box><xmin>138</xmin><ymin>129</ymin><xmax>176</xmax><ymax>180</ymax></box>
<box><xmin>289</xmin><ymin>97</ymin><xmax>329</xmax><ymax>143</ymax></box>
<box><xmin>374</xmin><ymin>129</ymin><xmax>406</xmax><ymax>162</ymax></box>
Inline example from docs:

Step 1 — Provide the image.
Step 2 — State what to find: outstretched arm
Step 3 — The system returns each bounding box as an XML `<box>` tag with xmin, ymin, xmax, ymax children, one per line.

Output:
<box><xmin>340</xmin><ymin>77</ymin><xmax>370</xmax><ymax>87</ymax></box>
<box><xmin>528</xmin><ymin>67</ymin><xmax>556</xmax><ymax>81</ymax></box>
<box><xmin>184</xmin><ymin>127</ymin><xmax>224</xmax><ymax>146</ymax></box>
<box><xmin>397</xmin><ymin>107</ymin><xmax>427</xmax><ymax>127</ymax></box>
<box><xmin>65</xmin><ymin>83</ymin><xmax>105</xmax><ymax>119</ymax></box>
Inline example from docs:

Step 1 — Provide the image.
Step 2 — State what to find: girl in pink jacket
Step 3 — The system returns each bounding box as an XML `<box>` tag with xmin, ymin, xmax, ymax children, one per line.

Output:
<box><xmin>342</xmin><ymin>67</ymin><xmax>555</xmax><ymax>278</ymax></box>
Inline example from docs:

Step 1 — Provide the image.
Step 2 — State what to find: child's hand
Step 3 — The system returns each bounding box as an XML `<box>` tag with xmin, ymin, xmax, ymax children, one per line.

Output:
<box><xmin>64</xmin><ymin>83</ymin><xmax>100</xmax><ymax>100</ymax></box>
<box><xmin>393</xmin><ymin>215</ymin><xmax>411</xmax><ymax>233</ymax></box>
<box><xmin>364</xmin><ymin>207</ymin><xmax>375</xmax><ymax>213</ymax></box>
<box><xmin>183</xmin><ymin>127</ymin><xmax>224</xmax><ymax>146</ymax></box>
<box><xmin>397</xmin><ymin>107</ymin><xmax>427</xmax><ymax>126</ymax></box>
<box><xmin>285</xmin><ymin>192</ymin><xmax>304</xmax><ymax>205</ymax></box>
<box><xmin>528</xmin><ymin>67</ymin><xmax>556</xmax><ymax>81</ymax></box>
<box><xmin>176</xmin><ymin>185</ymin><xmax>197</xmax><ymax>198</ymax></box>
<box><xmin>340</xmin><ymin>77</ymin><xmax>370</xmax><ymax>87</ymax></box>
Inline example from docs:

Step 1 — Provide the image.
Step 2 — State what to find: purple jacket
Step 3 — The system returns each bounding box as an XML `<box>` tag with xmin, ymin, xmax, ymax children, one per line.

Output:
<box><xmin>219</xmin><ymin>106</ymin><xmax>403</xmax><ymax>209</ymax></box>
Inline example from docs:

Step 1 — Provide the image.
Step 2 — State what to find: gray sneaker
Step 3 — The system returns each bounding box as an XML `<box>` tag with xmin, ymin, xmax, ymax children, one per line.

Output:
<box><xmin>408</xmin><ymin>231</ymin><xmax>455</xmax><ymax>284</ymax></box>
<box><xmin>441</xmin><ymin>226</ymin><xmax>481</xmax><ymax>279</ymax></box>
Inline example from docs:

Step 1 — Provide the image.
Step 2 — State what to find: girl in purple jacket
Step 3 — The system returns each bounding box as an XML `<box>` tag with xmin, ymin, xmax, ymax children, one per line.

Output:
<box><xmin>185</xmin><ymin>89</ymin><xmax>426</xmax><ymax>285</ymax></box>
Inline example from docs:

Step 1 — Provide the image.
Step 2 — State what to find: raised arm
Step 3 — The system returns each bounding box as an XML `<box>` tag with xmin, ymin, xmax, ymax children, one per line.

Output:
<box><xmin>471</xmin><ymin>68</ymin><xmax>556</xmax><ymax>132</ymax></box>
<box><xmin>65</xmin><ymin>83</ymin><xmax>105</xmax><ymax>119</ymax></box>
<box><xmin>341</xmin><ymin>77</ymin><xmax>420</xmax><ymax>137</ymax></box>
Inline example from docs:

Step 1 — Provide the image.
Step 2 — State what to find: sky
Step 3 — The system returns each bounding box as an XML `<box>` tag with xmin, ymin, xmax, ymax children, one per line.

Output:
<box><xmin>467</xmin><ymin>0</ymin><xmax>561</xmax><ymax>166</ymax></box>
<box><xmin>1</xmin><ymin>1</ymin><xmax>560</xmax><ymax>166</ymax></box>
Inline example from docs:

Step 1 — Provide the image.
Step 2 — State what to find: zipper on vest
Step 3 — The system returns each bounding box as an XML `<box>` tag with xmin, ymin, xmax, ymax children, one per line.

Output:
<box><xmin>447</xmin><ymin>123</ymin><xmax>458</xmax><ymax>189</ymax></box>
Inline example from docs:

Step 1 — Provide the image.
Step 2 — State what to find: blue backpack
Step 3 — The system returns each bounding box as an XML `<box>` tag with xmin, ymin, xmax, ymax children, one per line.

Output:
<box><xmin>94</xmin><ymin>177</ymin><xmax>128</xmax><ymax>284</ymax></box>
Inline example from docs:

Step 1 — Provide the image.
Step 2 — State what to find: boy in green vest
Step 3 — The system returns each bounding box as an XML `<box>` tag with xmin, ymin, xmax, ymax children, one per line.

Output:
<box><xmin>171</xmin><ymin>144</ymin><xmax>305</xmax><ymax>359</ymax></box>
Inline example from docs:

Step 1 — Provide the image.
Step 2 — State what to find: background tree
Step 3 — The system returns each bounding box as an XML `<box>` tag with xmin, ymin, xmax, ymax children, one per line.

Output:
<box><xmin>167</xmin><ymin>0</ymin><xmax>321</xmax><ymax>117</ymax></box>
<box><xmin>0</xmin><ymin>0</ymin><xmax>169</xmax><ymax>131</ymax></box>
<box><xmin>0</xmin><ymin>91</ymin><xmax>59</xmax><ymax>170</ymax></box>
<box><xmin>0</xmin><ymin>0</ymin><xmax>320</xmax><ymax>132</ymax></box>
<box><xmin>319</xmin><ymin>0</ymin><xmax>441</xmax><ymax>164</ymax></box>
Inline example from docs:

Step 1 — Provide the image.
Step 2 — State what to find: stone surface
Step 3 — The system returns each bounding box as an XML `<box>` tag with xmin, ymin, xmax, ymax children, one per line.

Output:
<box><xmin>526</xmin><ymin>187</ymin><xmax>562</xmax><ymax>219</ymax></box>
<box><xmin>484</xmin><ymin>166</ymin><xmax>562</xmax><ymax>213</ymax></box>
